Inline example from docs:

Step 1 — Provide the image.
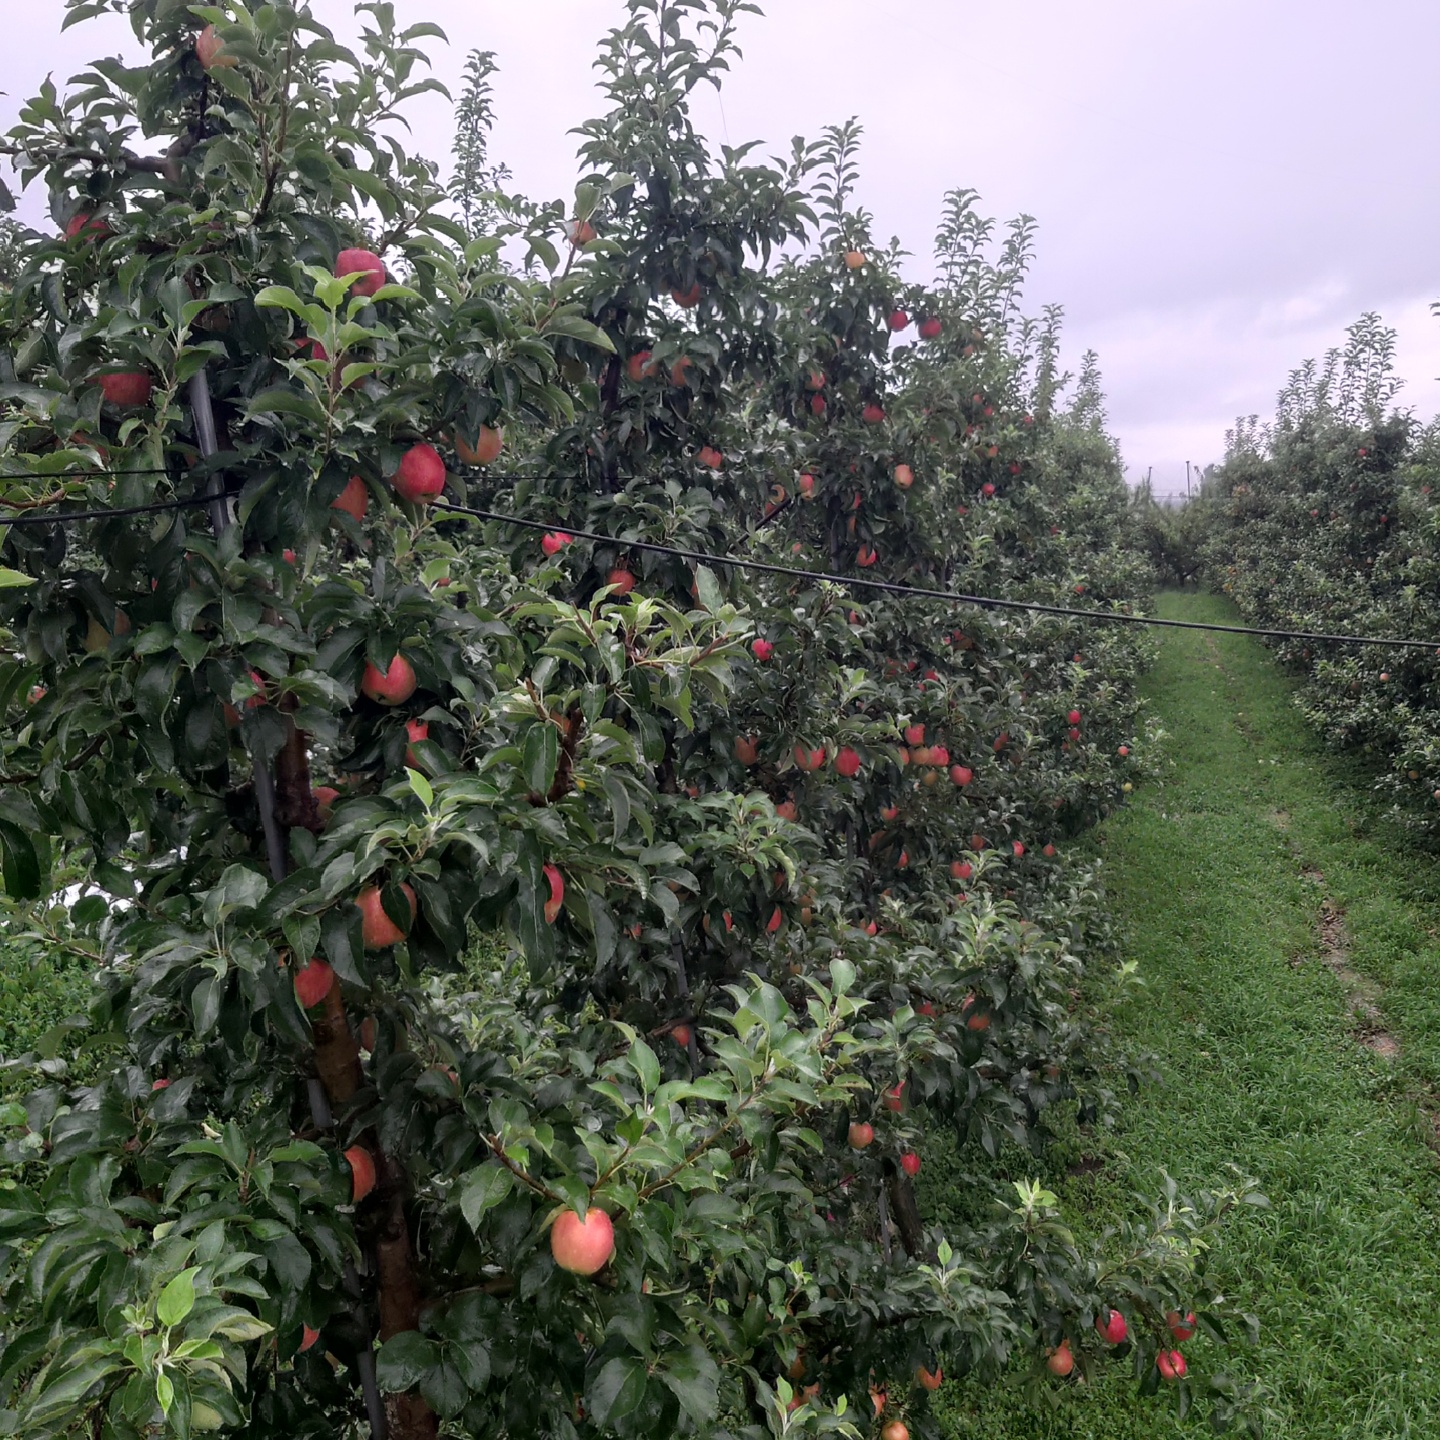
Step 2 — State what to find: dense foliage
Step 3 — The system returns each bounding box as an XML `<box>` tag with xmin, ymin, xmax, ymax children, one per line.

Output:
<box><xmin>1202</xmin><ymin>312</ymin><xmax>1440</xmax><ymax>833</ymax></box>
<box><xmin>0</xmin><ymin>3</ymin><xmax>1262</xmax><ymax>1438</ymax></box>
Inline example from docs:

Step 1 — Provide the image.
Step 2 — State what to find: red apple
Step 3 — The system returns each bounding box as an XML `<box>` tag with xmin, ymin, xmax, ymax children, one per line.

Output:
<box><xmin>357</xmin><ymin>882</ymin><xmax>417</xmax><ymax>948</ymax></box>
<box><xmin>793</xmin><ymin>745</ymin><xmax>825</xmax><ymax>772</ymax></box>
<box><xmin>671</xmin><ymin>282</ymin><xmax>703</xmax><ymax>308</ymax></box>
<box><xmin>950</xmin><ymin>765</ymin><xmax>973</xmax><ymax>787</ymax></box>
<box><xmin>835</xmin><ymin>747</ymin><xmax>862</xmax><ymax>778</ymax></box>
<box><xmin>797</xmin><ymin>472</ymin><xmax>816</xmax><ymax>499</ymax></box>
<box><xmin>735</xmin><ymin>736</ymin><xmax>759</xmax><ymax>766</ymax></box>
<box><xmin>697</xmin><ymin>445</ymin><xmax>723</xmax><ymax>470</ymax></box>
<box><xmin>919</xmin><ymin>317</ymin><xmax>943</xmax><ymax>340</ymax></box>
<box><xmin>857</xmin><ymin>545</ymin><xmax>878</xmax><ymax>567</ymax></box>
<box><xmin>543</xmin><ymin>864</ymin><xmax>565</xmax><ymax>924</ymax></box>
<box><xmin>894</xmin><ymin>464</ymin><xmax>914</xmax><ymax>490</ymax></box>
<box><xmin>404</xmin><ymin>718</ymin><xmax>429</xmax><ymax>768</ymax></box>
<box><xmin>981</xmin><ymin>482</ymin><xmax>996</xmax><ymax>498</ymax></box>
<box><xmin>361</xmin><ymin>654</ymin><xmax>417</xmax><ymax>705</ymax></box>
<box><xmin>766</xmin><ymin>906</ymin><xmax>783</xmax><ymax>934</ymax></box>
<box><xmin>883</xmin><ymin>1083</ymin><xmax>905</xmax><ymax>1113</ymax></box>
<box><xmin>608</xmin><ymin>568</ymin><xmax>636</xmax><ymax>595</ymax></box>
<box><xmin>844</xmin><ymin>250</ymin><xmax>866</xmax><ymax>270</ymax></box>
<box><xmin>299</xmin><ymin>1325</ymin><xmax>321</xmax><ymax>1354</ymax></box>
<box><xmin>1012</xmin><ymin>841</ymin><xmax>1025</xmax><ymax>858</ymax></box>
<box><xmin>565</xmin><ymin>217</ymin><xmax>596</xmax><ymax>247</ymax></box>
<box><xmin>1067</xmin><ymin>709</ymin><xmax>1082</xmax><ymax>725</ymax></box>
<box><xmin>752</xmin><ymin>638</ymin><xmax>774</xmax><ymax>661</ymax></box>
<box><xmin>195</xmin><ymin>23</ymin><xmax>237</xmax><ymax>70</ymax></box>
<box><xmin>1156</xmin><ymin>1350</ymin><xmax>1186</xmax><ymax>1380</ymax></box>
<box><xmin>294</xmin><ymin>957</ymin><xmax>336</xmax><ymax>1009</ymax></box>
<box><xmin>1043</xmin><ymin>843</ymin><xmax>1056</xmax><ymax>858</ymax></box>
<box><xmin>672</xmin><ymin>1023</ymin><xmax>693</xmax><ymax>1048</ymax></box>
<box><xmin>335</xmin><ymin>248</ymin><xmax>386</xmax><ymax>297</ymax></box>
<box><xmin>151</xmin><ymin>1078</ymin><xmax>171</xmax><ymax>1091</ymax></box>
<box><xmin>881</xmin><ymin>805</ymin><xmax>899</xmax><ymax>821</ymax></box>
<box><xmin>900</xmin><ymin>1151</ymin><xmax>921</xmax><ymax>1178</ymax></box>
<box><xmin>881</xmin><ymin>1422</ymin><xmax>909</xmax><ymax>1440</ymax></box>
<box><xmin>282</xmin><ymin>548</ymin><xmax>297</xmax><ymax>565</ymax></box>
<box><xmin>1095</xmin><ymin>1308</ymin><xmax>1127</xmax><ymax>1345</ymax></box>
<box><xmin>332</xmin><ymin>475</ymin><xmax>369</xmax><ymax>522</ymax></box>
<box><xmin>916</xmin><ymin>1365</ymin><xmax>943</xmax><ymax>1391</ymax></box>
<box><xmin>26</xmin><ymin>685</ymin><xmax>45</xmax><ymax>705</ymax></box>
<box><xmin>951</xmin><ymin>860</ymin><xmax>973</xmax><ymax>881</ymax></box>
<box><xmin>455</xmin><ymin>426</ymin><xmax>503</xmax><ymax>465</ymax></box>
<box><xmin>904</xmin><ymin>724</ymin><xmax>925</xmax><ymax>746</ymax></box>
<box><xmin>810</xmin><ymin>393</ymin><xmax>827</xmax><ymax>416</ymax></box>
<box><xmin>1166</xmin><ymin>1310</ymin><xmax>1197</xmax><ymax>1342</ymax></box>
<box><xmin>94</xmin><ymin>371</ymin><xmax>153</xmax><ymax>407</ymax></box>
<box><xmin>1046</xmin><ymin>1340</ymin><xmax>1074</xmax><ymax>1377</ymax></box>
<box><xmin>625</xmin><ymin>350</ymin><xmax>656</xmax><ymax>382</ymax></box>
<box><xmin>345</xmin><ymin>1145</ymin><xmax>377</xmax><ymax>1203</ymax></box>
<box><xmin>888</xmin><ymin>309</ymin><xmax>909</xmax><ymax>331</ymax></box>
<box><xmin>775</xmin><ymin>801</ymin><xmax>798</xmax><ymax>821</ymax></box>
<box><xmin>542</xmin><ymin>532</ymin><xmax>568</xmax><ymax>556</ymax></box>
<box><xmin>65</xmin><ymin>212</ymin><xmax>112</xmax><ymax>241</ymax></box>
<box><xmin>313</xmin><ymin>785</ymin><xmax>340</xmax><ymax>822</ymax></box>
<box><xmin>847</xmin><ymin>1121</ymin><xmax>874</xmax><ymax>1149</ymax></box>
<box><xmin>862</xmin><ymin>403</ymin><xmax>886</xmax><ymax>425</ymax></box>
<box><xmin>391</xmin><ymin>443</ymin><xmax>446</xmax><ymax>504</ymax></box>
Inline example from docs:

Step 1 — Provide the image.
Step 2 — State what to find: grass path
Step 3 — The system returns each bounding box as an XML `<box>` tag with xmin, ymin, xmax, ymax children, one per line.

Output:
<box><xmin>939</xmin><ymin>590</ymin><xmax>1440</xmax><ymax>1439</ymax></box>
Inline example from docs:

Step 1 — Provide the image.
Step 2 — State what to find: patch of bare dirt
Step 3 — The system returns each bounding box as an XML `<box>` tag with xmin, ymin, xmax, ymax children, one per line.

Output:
<box><xmin>1307</xmin><ymin>895</ymin><xmax>1400</xmax><ymax>1060</ymax></box>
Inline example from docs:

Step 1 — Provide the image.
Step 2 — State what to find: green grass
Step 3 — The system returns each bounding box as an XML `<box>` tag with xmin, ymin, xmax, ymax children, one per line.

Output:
<box><xmin>937</xmin><ymin>590</ymin><xmax>1440</xmax><ymax>1439</ymax></box>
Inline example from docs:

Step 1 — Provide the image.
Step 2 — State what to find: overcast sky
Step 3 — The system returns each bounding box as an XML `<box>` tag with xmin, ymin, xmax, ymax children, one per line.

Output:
<box><xmin>6</xmin><ymin>1</ymin><xmax>1438</xmax><ymax>498</ymax></box>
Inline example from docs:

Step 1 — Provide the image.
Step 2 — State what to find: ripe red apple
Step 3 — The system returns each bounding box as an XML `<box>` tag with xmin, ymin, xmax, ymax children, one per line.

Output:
<box><xmin>345</xmin><ymin>1145</ymin><xmax>377</xmax><ymax>1203</ymax></box>
<box><xmin>550</xmin><ymin>1207</ymin><xmax>615</xmax><ymax>1274</ymax></box>
<box><xmin>1043</xmin><ymin>843</ymin><xmax>1056</xmax><ymax>858</ymax></box>
<box><xmin>1095</xmin><ymin>1308</ymin><xmax>1127</xmax><ymax>1345</ymax></box>
<box><xmin>900</xmin><ymin>1151</ymin><xmax>921</xmax><ymax>1178</ymax></box>
<box><xmin>542</xmin><ymin>532</ymin><xmax>568</xmax><ymax>556</ymax></box>
<box><xmin>1046</xmin><ymin>1340</ymin><xmax>1074</xmax><ymax>1377</ymax></box>
<box><xmin>608</xmin><ymin>568</ymin><xmax>637</xmax><ymax>595</ymax></box>
<box><xmin>672</xmin><ymin>1023</ymin><xmax>693</xmax><ymax>1048</ymax></box>
<box><xmin>26</xmin><ymin>685</ymin><xmax>45</xmax><ymax>705</ymax></box>
<box><xmin>894</xmin><ymin>464</ymin><xmax>914</xmax><ymax>490</ymax></box>
<box><xmin>361</xmin><ymin>654</ymin><xmax>417</xmax><ymax>706</ymax></box>
<box><xmin>950</xmin><ymin>765</ymin><xmax>973</xmax><ymax>787</ymax></box>
<box><xmin>766</xmin><ymin>906</ymin><xmax>783</xmax><ymax>935</ymax></box>
<box><xmin>916</xmin><ymin>1365</ymin><xmax>943</xmax><ymax>1391</ymax></box>
<box><xmin>455</xmin><ymin>425</ymin><xmax>503</xmax><ymax>465</ymax></box>
<box><xmin>752</xmin><ymin>638</ymin><xmax>774</xmax><ymax>661</ymax></box>
<box><xmin>857</xmin><ymin>545</ymin><xmax>878</xmax><ymax>568</ymax></box>
<box><xmin>195</xmin><ymin>23</ymin><xmax>237</xmax><ymax>70</ymax></box>
<box><xmin>903</xmin><ymin>724</ymin><xmax>925</xmax><ymax>747</ymax></box>
<box><xmin>844</xmin><ymin>250</ymin><xmax>867</xmax><ymax>270</ymax></box>
<box><xmin>543</xmin><ymin>864</ymin><xmax>565</xmax><ymax>924</ymax></box>
<box><xmin>697</xmin><ymin>445</ymin><xmax>723</xmax><ymax>470</ymax></box>
<box><xmin>793</xmin><ymin>745</ymin><xmax>825</xmax><ymax>772</ymax></box>
<box><xmin>1012</xmin><ymin>841</ymin><xmax>1025</xmax><ymax>858</ymax></box>
<box><xmin>775</xmin><ymin>801</ymin><xmax>798</xmax><ymax>821</ymax></box>
<box><xmin>1167</xmin><ymin>1310</ymin><xmax>1197</xmax><ymax>1342</ymax></box>
<box><xmin>883</xmin><ymin>1083</ymin><xmax>905</xmax><ymax>1113</ymax></box>
<box><xmin>888</xmin><ymin>309</ymin><xmax>909</xmax><ymax>331</ymax></box>
<box><xmin>847</xmin><ymin>1121</ymin><xmax>874</xmax><ymax>1149</ymax></box>
<box><xmin>1068</xmin><ymin>726</ymin><xmax>1081</xmax><ymax>742</ymax></box>
<box><xmin>282</xmin><ymin>548</ymin><xmax>297</xmax><ymax>565</ymax></box>
<box><xmin>151</xmin><ymin>1078</ymin><xmax>171</xmax><ymax>1091</ymax></box>
<box><xmin>862</xmin><ymin>403</ymin><xmax>886</xmax><ymax>425</ymax></box>
<box><xmin>797</xmin><ymin>472</ymin><xmax>816</xmax><ymax>499</ymax></box>
<box><xmin>299</xmin><ymin>1324</ymin><xmax>321</xmax><ymax>1354</ymax></box>
<box><xmin>981</xmin><ymin>482</ymin><xmax>996</xmax><ymax>498</ymax></box>
<box><xmin>951</xmin><ymin>860</ymin><xmax>973</xmax><ymax>881</ymax></box>
<box><xmin>313</xmin><ymin>785</ymin><xmax>340</xmax><ymax>822</ymax></box>
<box><xmin>810</xmin><ymin>393</ymin><xmax>827</xmax><ymax>416</ymax></box>
<box><xmin>94</xmin><ymin>371</ymin><xmax>153</xmax><ymax>407</ymax></box>
<box><xmin>671</xmin><ymin>282</ymin><xmax>703</xmax><ymax>308</ymax></box>
<box><xmin>404</xmin><ymin>718</ymin><xmax>429</xmax><ymax>768</ymax></box>
<box><xmin>881</xmin><ymin>1422</ymin><xmax>909</xmax><ymax>1440</ymax></box>
<box><xmin>294</xmin><ymin>958</ymin><xmax>335</xmax><ymax>1009</ymax></box>
<box><xmin>735</xmin><ymin>736</ymin><xmax>759</xmax><ymax>766</ymax></box>
<box><xmin>357</xmin><ymin>882</ymin><xmax>417</xmax><ymax>948</ymax></box>
<box><xmin>881</xmin><ymin>805</ymin><xmax>899</xmax><ymax>821</ymax></box>
<box><xmin>335</xmin><ymin>248</ymin><xmax>386</xmax><ymax>297</ymax></box>
<box><xmin>919</xmin><ymin>317</ymin><xmax>943</xmax><ymax>340</ymax></box>
<box><xmin>565</xmin><ymin>217</ymin><xmax>597</xmax><ymax>247</ymax></box>
<box><xmin>391</xmin><ymin>443</ymin><xmax>446</xmax><ymax>505</ymax></box>
<box><xmin>835</xmin><ymin>747</ymin><xmax>862</xmax><ymax>778</ymax></box>
<box><xmin>332</xmin><ymin>475</ymin><xmax>369</xmax><ymax>522</ymax></box>
<box><xmin>897</xmin><ymin>850</ymin><xmax>909</xmax><ymax>868</ymax></box>
<box><xmin>1067</xmin><ymin>709</ymin><xmax>1082</xmax><ymax>726</ymax></box>
<box><xmin>1118</xmin><ymin>745</ymin><xmax>1130</xmax><ymax>757</ymax></box>
<box><xmin>65</xmin><ymin>212</ymin><xmax>112</xmax><ymax>241</ymax></box>
<box><xmin>1157</xmin><ymin>1350</ymin><xmax>1187</xmax><ymax>1380</ymax></box>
